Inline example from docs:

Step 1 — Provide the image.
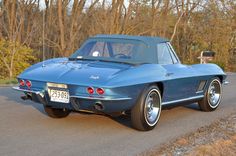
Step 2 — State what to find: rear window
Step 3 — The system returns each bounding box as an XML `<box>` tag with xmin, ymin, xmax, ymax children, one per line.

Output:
<box><xmin>71</xmin><ymin>39</ymin><xmax>151</xmax><ymax>63</ymax></box>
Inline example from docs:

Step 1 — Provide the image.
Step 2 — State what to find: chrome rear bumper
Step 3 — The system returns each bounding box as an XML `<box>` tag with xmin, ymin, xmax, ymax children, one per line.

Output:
<box><xmin>12</xmin><ymin>86</ymin><xmax>42</xmax><ymax>94</ymax></box>
<box><xmin>12</xmin><ymin>87</ymin><xmax>131</xmax><ymax>101</ymax></box>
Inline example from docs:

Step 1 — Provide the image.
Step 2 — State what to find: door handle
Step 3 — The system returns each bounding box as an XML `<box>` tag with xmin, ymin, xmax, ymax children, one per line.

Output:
<box><xmin>166</xmin><ymin>73</ymin><xmax>174</xmax><ymax>77</ymax></box>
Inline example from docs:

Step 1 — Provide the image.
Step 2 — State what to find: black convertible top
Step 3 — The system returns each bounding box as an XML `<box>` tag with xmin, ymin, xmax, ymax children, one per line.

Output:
<box><xmin>94</xmin><ymin>34</ymin><xmax>169</xmax><ymax>45</ymax></box>
<box><xmin>71</xmin><ymin>34</ymin><xmax>170</xmax><ymax>64</ymax></box>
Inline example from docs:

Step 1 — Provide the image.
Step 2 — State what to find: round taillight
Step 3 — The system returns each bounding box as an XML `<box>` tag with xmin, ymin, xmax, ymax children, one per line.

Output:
<box><xmin>96</xmin><ymin>88</ymin><xmax>105</xmax><ymax>95</ymax></box>
<box><xmin>87</xmin><ymin>87</ymin><xmax>94</xmax><ymax>94</ymax></box>
<box><xmin>26</xmin><ymin>80</ymin><xmax>32</xmax><ymax>88</ymax></box>
<box><xmin>19</xmin><ymin>80</ymin><xmax>25</xmax><ymax>86</ymax></box>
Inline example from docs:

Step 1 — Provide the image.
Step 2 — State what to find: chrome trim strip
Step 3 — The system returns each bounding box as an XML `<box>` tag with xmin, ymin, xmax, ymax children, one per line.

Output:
<box><xmin>12</xmin><ymin>86</ymin><xmax>41</xmax><ymax>94</ymax></box>
<box><xmin>196</xmin><ymin>90</ymin><xmax>204</xmax><ymax>94</ymax></box>
<box><xmin>223</xmin><ymin>81</ymin><xmax>229</xmax><ymax>85</ymax></box>
<box><xmin>70</xmin><ymin>95</ymin><xmax>132</xmax><ymax>101</ymax></box>
<box><xmin>162</xmin><ymin>95</ymin><xmax>204</xmax><ymax>105</ymax></box>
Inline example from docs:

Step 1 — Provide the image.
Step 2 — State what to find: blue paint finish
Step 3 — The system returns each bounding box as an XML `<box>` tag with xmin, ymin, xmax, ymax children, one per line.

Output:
<box><xmin>14</xmin><ymin>34</ymin><xmax>227</xmax><ymax>113</ymax></box>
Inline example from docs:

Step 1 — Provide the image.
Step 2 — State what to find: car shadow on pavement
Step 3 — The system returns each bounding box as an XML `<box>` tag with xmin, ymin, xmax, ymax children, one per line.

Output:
<box><xmin>0</xmin><ymin>88</ymin><xmax>46</xmax><ymax>115</ymax></box>
<box><xmin>109</xmin><ymin>115</ymin><xmax>132</xmax><ymax>129</ymax></box>
<box><xmin>162</xmin><ymin>102</ymin><xmax>201</xmax><ymax>111</ymax></box>
<box><xmin>184</xmin><ymin>103</ymin><xmax>201</xmax><ymax>111</ymax></box>
<box><xmin>75</xmin><ymin>111</ymin><xmax>133</xmax><ymax>129</ymax></box>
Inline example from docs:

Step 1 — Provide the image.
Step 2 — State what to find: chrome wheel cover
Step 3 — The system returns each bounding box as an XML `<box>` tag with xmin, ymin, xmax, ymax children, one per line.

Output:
<box><xmin>144</xmin><ymin>89</ymin><xmax>161</xmax><ymax>126</ymax></box>
<box><xmin>207</xmin><ymin>79</ymin><xmax>222</xmax><ymax>108</ymax></box>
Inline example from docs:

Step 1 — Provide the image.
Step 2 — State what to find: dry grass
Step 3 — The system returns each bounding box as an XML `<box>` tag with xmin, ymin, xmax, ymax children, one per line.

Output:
<box><xmin>0</xmin><ymin>78</ymin><xmax>17</xmax><ymax>85</ymax></box>
<box><xmin>188</xmin><ymin>139</ymin><xmax>236</xmax><ymax>156</ymax></box>
<box><xmin>140</xmin><ymin>113</ymin><xmax>236</xmax><ymax>156</ymax></box>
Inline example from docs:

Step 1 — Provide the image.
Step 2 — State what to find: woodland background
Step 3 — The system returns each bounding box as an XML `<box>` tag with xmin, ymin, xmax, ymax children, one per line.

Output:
<box><xmin>0</xmin><ymin>0</ymin><xmax>235</xmax><ymax>79</ymax></box>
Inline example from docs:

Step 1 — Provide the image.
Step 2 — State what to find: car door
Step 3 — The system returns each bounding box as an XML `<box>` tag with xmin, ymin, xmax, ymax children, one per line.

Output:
<box><xmin>157</xmin><ymin>42</ymin><xmax>199</xmax><ymax>103</ymax></box>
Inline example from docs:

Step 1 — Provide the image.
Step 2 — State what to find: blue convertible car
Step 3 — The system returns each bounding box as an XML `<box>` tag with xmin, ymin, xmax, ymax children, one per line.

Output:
<box><xmin>14</xmin><ymin>34</ymin><xmax>226</xmax><ymax>131</ymax></box>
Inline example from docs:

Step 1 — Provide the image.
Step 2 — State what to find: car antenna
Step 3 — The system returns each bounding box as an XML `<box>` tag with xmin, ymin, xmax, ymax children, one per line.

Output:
<box><xmin>42</xmin><ymin>6</ymin><xmax>46</xmax><ymax>67</ymax></box>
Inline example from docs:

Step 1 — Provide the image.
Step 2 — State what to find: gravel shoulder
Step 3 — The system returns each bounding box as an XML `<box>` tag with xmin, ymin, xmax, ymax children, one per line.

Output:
<box><xmin>140</xmin><ymin>112</ymin><xmax>236</xmax><ymax>156</ymax></box>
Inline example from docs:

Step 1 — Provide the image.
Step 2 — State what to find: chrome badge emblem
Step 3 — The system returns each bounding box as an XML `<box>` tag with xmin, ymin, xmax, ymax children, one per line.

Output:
<box><xmin>90</xmin><ymin>75</ymin><xmax>99</xmax><ymax>80</ymax></box>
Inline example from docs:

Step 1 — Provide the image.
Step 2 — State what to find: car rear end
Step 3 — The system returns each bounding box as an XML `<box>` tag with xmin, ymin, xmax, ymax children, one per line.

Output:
<box><xmin>13</xmin><ymin>79</ymin><xmax>143</xmax><ymax>113</ymax></box>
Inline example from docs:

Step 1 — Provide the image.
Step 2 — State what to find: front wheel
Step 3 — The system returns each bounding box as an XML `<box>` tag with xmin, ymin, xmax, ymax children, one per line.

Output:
<box><xmin>131</xmin><ymin>85</ymin><xmax>162</xmax><ymax>131</ymax></box>
<box><xmin>198</xmin><ymin>78</ymin><xmax>222</xmax><ymax>111</ymax></box>
<box><xmin>44</xmin><ymin>106</ymin><xmax>70</xmax><ymax>118</ymax></box>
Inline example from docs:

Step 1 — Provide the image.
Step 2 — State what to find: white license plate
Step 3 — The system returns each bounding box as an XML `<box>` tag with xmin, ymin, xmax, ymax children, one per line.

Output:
<box><xmin>48</xmin><ymin>89</ymin><xmax>70</xmax><ymax>103</ymax></box>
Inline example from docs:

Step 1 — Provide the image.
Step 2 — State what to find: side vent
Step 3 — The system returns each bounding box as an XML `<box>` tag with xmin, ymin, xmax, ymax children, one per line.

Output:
<box><xmin>197</xmin><ymin>80</ymin><xmax>207</xmax><ymax>92</ymax></box>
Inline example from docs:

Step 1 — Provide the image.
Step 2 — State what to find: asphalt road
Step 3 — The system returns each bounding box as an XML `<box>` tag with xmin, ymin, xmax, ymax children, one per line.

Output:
<box><xmin>0</xmin><ymin>73</ymin><xmax>235</xmax><ymax>156</ymax></box>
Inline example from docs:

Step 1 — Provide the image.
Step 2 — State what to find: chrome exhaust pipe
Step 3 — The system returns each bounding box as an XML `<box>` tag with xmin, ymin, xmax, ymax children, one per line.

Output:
<box><xmin>21</xmin><ymin>94</ymin><xmax>32</xmax><ymax>100</ymax></box>
<box><xmin>94</xmin><ymin>102</ymin><xmax>104</xmax><ymax>111</ymax></box>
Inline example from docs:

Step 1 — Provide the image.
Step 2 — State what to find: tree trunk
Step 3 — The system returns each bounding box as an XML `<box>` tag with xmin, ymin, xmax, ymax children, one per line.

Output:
<box><xmin>9</xmin><ymin>0</ymin><xmax>16</xmax><ymax>41</ymax></box>
<box><xmin>57</xmin><ymin>0</ymin><xmax>66</xmax><ymax>56</ymax></box>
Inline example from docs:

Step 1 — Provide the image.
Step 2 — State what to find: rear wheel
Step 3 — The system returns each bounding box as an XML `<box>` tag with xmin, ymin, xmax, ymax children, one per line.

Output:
<box><xmin>131</xmin><ymin>85</ymin><xmax>162</xmax><ymax>131</ymax></box>
<box><xmin>198</xmin><ymin>78</ymin><xmax>222</xmax><ymax>111</ymax></box>
<box><xmin>44</xmin><ymin>106</ymin><xmax>70</xmax><ymax>118</ymax></box>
